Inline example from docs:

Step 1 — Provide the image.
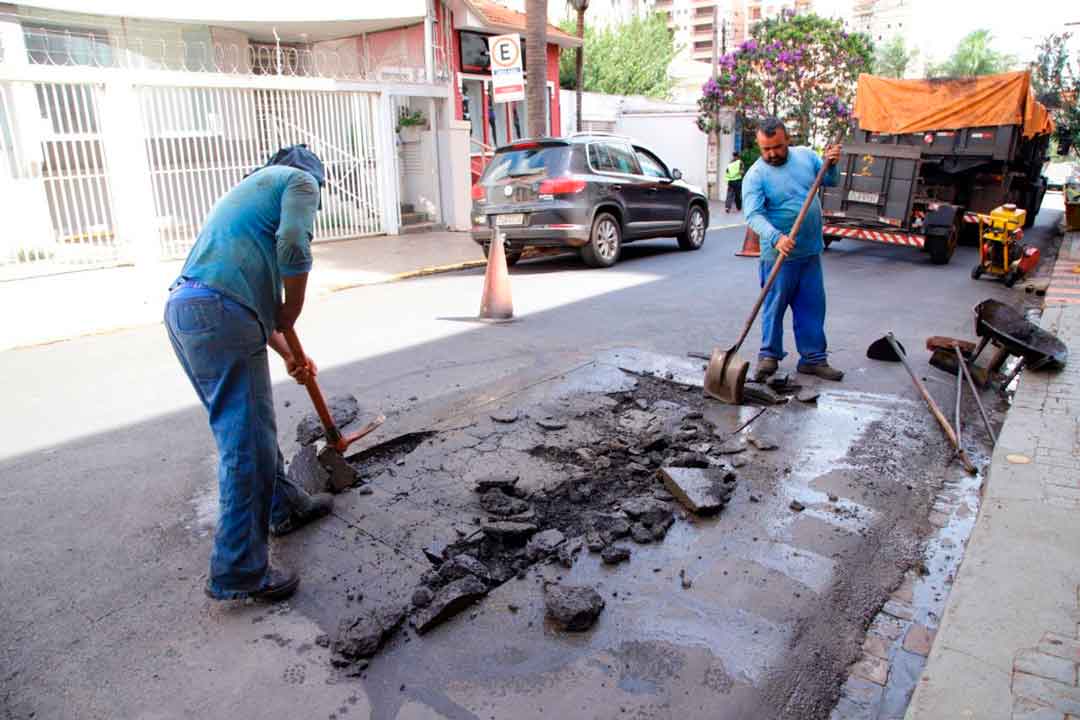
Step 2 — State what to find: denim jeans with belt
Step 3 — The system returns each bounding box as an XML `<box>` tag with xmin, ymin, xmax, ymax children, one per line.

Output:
<box><xmin>758</xmin><ymin>254</ymin><xmax>828</xmax><ymax>366</ymax></box>
<box><xmin>165</xmin><ymin>282</ymin><xmax>305</xmax><ymax>598</ymax></box>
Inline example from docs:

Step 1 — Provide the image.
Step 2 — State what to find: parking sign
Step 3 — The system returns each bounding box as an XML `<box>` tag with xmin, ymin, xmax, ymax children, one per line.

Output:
<box><xmin>488</xmin><ymin>34</ymin><xmax>524</xmax><ymax>104</ymax></box>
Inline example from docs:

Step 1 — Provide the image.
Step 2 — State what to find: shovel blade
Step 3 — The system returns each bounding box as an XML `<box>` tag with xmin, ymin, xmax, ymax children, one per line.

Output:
<box><xmin>867</xmin><ymin>336</ymin><xmax>905</xmax><ymax>362</ymax></box>
<box><xmin>704</xmin><ymin>347</ymin><xmax>749</xmax><ymax>404</ymax></box>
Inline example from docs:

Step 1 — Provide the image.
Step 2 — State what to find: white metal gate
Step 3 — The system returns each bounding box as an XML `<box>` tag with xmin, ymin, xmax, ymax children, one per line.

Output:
<box><xmin>138</xmin><ymin>86</ymin><xmax>385</xmax><ymax>260</ymax></box>
<box><xmin>0</xmin><ymin>80</ymin><xmax>120</xmax><ymax>277</ymax></box>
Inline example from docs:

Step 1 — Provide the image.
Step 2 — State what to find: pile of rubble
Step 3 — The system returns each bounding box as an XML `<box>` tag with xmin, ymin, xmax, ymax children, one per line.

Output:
<box><xmin>312</xmin><ymin>381</ymin><xmax>754</xmax><ymax>670</ymax></box>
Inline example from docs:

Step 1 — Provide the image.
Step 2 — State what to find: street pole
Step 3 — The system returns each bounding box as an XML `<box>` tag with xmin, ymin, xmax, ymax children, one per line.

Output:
<box><xmin>712</xmin><ymin>5</ymin><xmax>721</xmax><ymax>201</ymax></box>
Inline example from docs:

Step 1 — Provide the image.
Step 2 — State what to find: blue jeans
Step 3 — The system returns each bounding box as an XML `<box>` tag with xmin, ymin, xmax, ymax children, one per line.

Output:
<box><xmin>165</xmin><ymin>284</ymin><xmax>306</xmax><ymax>598</ymax></box>
<box><xmin>758</xmin><ymin>254</ymin><xmax>828</xmax><ymax>366</ymax></box>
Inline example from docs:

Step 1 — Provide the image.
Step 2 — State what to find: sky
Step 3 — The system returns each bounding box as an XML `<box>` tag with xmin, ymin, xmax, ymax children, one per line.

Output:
<box><xmin>813</xmin><ymin>0</ymin><xmax>1080</xmax><ymax>68</ymax></box>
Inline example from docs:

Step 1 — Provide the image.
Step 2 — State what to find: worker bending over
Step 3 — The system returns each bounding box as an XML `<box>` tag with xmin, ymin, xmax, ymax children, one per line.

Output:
<box><xmin>741</xmin><ymin>117</ymin><xmax>844</xmax><ymax>383</ymax></box>
<box><xmin>165</xmin><ymin>145</ymin><xmax>334</xmax><ymax>602</ymax></box>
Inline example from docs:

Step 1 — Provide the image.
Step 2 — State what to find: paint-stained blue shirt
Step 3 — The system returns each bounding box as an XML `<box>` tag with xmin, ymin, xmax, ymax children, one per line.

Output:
<box><xmin>742</xmin><ymin>146</ymin><xmax>838</xmax><ymax>263</ymax></box>
<box><xmin>175</xmin><ymin>165</ymin><xmax>319</xmax><ymax>335</ymax></box>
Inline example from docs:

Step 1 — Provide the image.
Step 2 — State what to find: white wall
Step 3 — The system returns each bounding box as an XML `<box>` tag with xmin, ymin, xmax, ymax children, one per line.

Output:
<box><xmin>559</xmin><ymin>89</ymin><xmax>719</xmax><ymax>195</ymax></box>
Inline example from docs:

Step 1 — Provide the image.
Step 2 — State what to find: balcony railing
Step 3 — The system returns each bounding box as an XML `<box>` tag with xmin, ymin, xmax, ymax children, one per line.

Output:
<box><xmin>5</xmin><ymin>27</ymin><xmax>450</xmax><ymax>84</ymax></box>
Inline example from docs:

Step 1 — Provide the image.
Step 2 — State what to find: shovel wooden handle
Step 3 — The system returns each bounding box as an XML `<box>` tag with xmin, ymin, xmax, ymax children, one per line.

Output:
<box><xmin>730</xmin><ymin>156</ymin><xmax>835</xmax><ymax>354</ymax></box>
<box><xmin>281</xmin><ymin>327</ymin><xmax>342</xmax><ymax>446</ymax></box>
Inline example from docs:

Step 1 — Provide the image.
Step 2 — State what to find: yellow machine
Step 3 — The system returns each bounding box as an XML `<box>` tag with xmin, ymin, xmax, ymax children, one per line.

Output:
<box><xmin>971</xmin><ymin>204</ymin><xmax>1039</xmax><ymax>288</ymax></box>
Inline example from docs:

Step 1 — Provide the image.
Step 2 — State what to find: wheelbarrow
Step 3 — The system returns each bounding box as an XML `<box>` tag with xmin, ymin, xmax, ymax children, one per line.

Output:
<box><xmin>970</xmin><ymin>299</ymin><xmax>1068</xmax><ymax>387</ymax></box>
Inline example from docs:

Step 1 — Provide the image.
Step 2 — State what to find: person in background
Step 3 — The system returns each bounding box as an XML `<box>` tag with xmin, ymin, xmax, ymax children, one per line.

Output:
<box><xmin>164</xmin><ymin>145</ymin><xmax>334</xmax><ymax>603</ymax></box>
<box><xmin>724</xmin><ymin>151</ymin><xmax>744</xmax><ymax>213</ymax></box>
<box><xmin>741</xmin><ymin>118</ymin><xmax>844</xmax><ymax>383</ymax></box>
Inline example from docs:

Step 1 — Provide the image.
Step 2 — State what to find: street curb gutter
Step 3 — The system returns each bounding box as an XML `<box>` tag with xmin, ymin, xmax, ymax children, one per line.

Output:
<box><xmin>327</xmin><ymin>260</ymin><xmax>487</xmax><ymax>294</ymax></box>
<box><xmin>905</xmin><ymin>230</ymin><xmax>1080</xmax><ymax>720</ymax></box>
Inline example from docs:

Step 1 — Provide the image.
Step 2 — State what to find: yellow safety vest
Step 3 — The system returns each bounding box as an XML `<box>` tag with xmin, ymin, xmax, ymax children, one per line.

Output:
<box><xmin>725</xmin><ymin>158</ymin><xmax>743</xmax><ymax>182</ymax></box>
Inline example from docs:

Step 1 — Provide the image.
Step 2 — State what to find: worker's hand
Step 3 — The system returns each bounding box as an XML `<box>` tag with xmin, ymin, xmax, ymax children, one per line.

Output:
<box><xmin>824</xmin><ymin>144</ymin><xmax>842</xmax><ymax>166</ymax></box>
<box><xmin>776</xmin><ymin>234</ymin><xmax>795</xmax><ymax>257</ymax></box>
<box><xmin>286</xmin><ymin>353</ymin><xmax>317</xmax><ymax>385</ymax></box>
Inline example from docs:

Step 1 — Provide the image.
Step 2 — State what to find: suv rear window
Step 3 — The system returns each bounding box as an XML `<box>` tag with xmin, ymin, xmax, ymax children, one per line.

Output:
<box><xmin>482</xmin><ymin>146</ymin><xmax>571</xmax><ymax>185</ymax></box>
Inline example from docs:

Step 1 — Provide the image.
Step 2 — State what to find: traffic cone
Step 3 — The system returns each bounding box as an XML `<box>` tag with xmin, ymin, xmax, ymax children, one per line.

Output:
<box><xmin>735</xmin><ymin>226</ymin><xmax>760</xmax><ymax>257</ymax></box>
<box><xmin>479</xmin><ymin>229</ymin><xmax>514</xmax><ymax>321</ymax></box>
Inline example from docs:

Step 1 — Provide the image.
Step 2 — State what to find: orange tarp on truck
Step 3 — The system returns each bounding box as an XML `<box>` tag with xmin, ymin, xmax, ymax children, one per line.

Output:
<box><xmin>853</xmin><ymin>70</ymin><xmax>1054</xmax><ymax>139</ymax></box>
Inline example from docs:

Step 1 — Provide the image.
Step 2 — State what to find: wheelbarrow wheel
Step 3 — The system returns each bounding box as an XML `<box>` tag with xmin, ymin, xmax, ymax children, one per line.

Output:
<box><xmin>971</xmin><ymin>264</ymin><xmax>984</xmax><ymax>280</ymax></box>
<box><xmin>1004</xmin><ymin>269</ymin><xmax>1019</xmax><ymax>288</ymax></box>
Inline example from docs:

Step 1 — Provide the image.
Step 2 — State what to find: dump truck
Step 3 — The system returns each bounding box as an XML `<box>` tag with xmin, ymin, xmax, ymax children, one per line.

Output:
<box><xmin>821</xmin><ymin>71</ymin><xmax>1054</xmax><ymax>265</ymax></box>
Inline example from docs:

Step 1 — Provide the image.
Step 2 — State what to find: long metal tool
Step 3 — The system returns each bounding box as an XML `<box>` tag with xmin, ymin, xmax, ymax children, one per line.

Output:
<box><xmin>954</xmin><ymin>352</ymin><xmax>963</xmax><ymax>463</ymax></box>
<box><xmin>955</xmin><ymin>345</ymin><xmax>997</xmax><ymax>444</ymax></box>
<box><xmin>283</xmin><ymin>327</ymin><xmax>385</xmax><ymax>454</ymax></box>
<box><xmin>704</xmin><ymin>157</ymin><xmax>834</xmax><ymax>404</ymax></box>
<box><xmin>882</xmin><ymin>334</ymin><xmax>976</xmax><ymax>474</ymax></box>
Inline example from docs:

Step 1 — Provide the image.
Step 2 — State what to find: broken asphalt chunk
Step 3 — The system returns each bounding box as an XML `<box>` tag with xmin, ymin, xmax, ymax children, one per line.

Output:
<box><xmin>630</xmin><ymin>523</ymin><xmax>654</xmax><ymax>544</ymax></box>
<box><xmin>479</xmin><ymin>489</ymin><xmax>529</xmax><ymax>517</ymax></box>
<box><xmin>474</xmin><ymin>474</ymin><xmax>520</xmax><ymax>494</ymax></box>
<box><xmin>659</xmin><ymin>467</ymin><xmax>736</xmax><ymax>516</ymax></box>
<box><xmin>297</xmin><ymin>394</ymin><xmax>360</xmax><ymax>445</ymax></box>
<box><xmin>748</xmin><ymin>435</ymin><xmax>779</xmax><ymax>451</ymax></box>
<box><xmin>621</xmin><ymin>497</ymin><xmax>675</xmax><ymax>529</ymax></box>
<box><xmin>544</xmin><ymin>584</ymin><xmax>605</xmax><ymax>631</ymax></box>
<box><xmin>558</xmin><ymin>536</ymin><xmax>584</xmax><ymax>568</ymax></box>
<box><xmin>526</xmin><ymin>529</ymin><xmax>567</xmax><ymax>560</ymax></box>
<box><xmin>536</xmin><ymin>417</ymin><xmax>568</xmax><ymax>431</ymax></box>
<box><xmin>439</xmin><ymin>554</ymin><xmax>493</xmax><ymax>585</ymax></box>
<box><xmin>412</xmin><ymin>576</ymin><xmax>488</xmax><ymax>634</ymax></box>
<box><xmin>287</xmin><ymin>445</ymin><xmax>330</xmax><ymax>495</ymax></box>
<box><xmin>789</xmin><ymin>500</ymin><xmax>806</xmax><ymax>512</ymax></box>
<box><xmin>411</xmin><ymin>586</ymin><xmax>434</xmax><ymax>608</ymax></box>
<box><xmin>333</xmin><ymin>603</ymin><xmax>407</xmax><ymax>660</ymax></box>
<box><xmin>423</xmin><ymin>539</ymin><xmax>450</xmax><ymax>566</ymax></box>
<box><xmin>601</xmin><ymin>545</ymin><xmax>631</xmax><ymax>565</ymax></box>
<box><xmin>797</xmin><ymin>389</ymin><xmax>821</xmax><ymax>404</ymax></box>
<box><xmin>712</xmin><ymin>437</ymin><xmax>748</xmax><ymax>454</ymax></box>
<box><xmin>481</xmin><ymin>521</ymin><xmax>539</xmax><ymax>544</ymax></box>
<box><xmin>490</xmin><ymin>409</ymin><xmax>519</xmax><ymax>424</ymax></box>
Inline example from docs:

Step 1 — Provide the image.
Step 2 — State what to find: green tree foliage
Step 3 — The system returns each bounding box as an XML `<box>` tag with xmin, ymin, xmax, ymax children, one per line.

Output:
<box><xmin>928</xmin><ymin>30</ymin><xmax>1016</xmax><ymax>78</ymax></box>
<box><xmin>558</xmin><ymin>13</ymin><xmax>677</xmax><ymax>98</ymax></box>
<box><xmin>1031</xmin><ymin>32</ymin><xmax>1080</xmax><ymax>156</ymax></box>
<box><xmin>697</xmin><ymin>12</ymin><xmax>873</xmax><ymax>143</ymax></box>
<box><xmin>874</xmin><ymin>35</ymin><xmax>916</xmax><ymax>79</ymax></box>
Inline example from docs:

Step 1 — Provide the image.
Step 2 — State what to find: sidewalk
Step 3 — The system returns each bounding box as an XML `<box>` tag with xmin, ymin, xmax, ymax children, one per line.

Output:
<box><xmin>906</xmin><ymin>230</ymin><xmax>1080</xmax><ymax>719</ymax></box>
<box><xmin>0</xmin><ymin>231</ymin><xmax>483</xmax><ymax>351</ymax></box>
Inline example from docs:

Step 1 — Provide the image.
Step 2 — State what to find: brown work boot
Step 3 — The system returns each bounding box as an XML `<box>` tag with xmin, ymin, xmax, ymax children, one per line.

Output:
<box><xmin>797</xmin><ymin>362</ymin><xmax>844</xmax><ymax>382</ymax></box>
<box><xmin>752</xmin><ymin>357</ymin><xmax>778</xmax><ymax>382</ymax></box>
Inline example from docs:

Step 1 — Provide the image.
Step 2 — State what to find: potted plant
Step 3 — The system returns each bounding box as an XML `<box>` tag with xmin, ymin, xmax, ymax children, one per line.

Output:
<box><xmin>397</xmin><ymin>109</ymin><xmax>427</xmax><ymax>142</ymax></box>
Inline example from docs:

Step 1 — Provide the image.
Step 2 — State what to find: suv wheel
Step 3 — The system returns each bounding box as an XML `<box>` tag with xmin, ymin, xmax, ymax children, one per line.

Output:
<box><xmin>581</xmin><ymin>212</ymin><xmax>622</xmax><ymax>268</ymax></box>
<box><xmin>677</xmin><ymin>205</ymin><xmax>707</xmax><ymax>251</ymax></box>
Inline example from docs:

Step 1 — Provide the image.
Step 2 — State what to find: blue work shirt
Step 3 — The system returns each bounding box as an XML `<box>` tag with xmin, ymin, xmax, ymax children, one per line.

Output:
<box><xmin>175</xmin><ymin>165</ymin><xmax>319</xmax><ymax>336</ymax></box>
<box><xmin>742</xmin><ymin>146</ymin><xmax>838</xmax><ymax>263</ymax></box>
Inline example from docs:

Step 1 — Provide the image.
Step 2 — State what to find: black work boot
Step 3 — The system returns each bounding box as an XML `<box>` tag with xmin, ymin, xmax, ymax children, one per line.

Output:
<box><xmin>797</xmin><ymin>362</ymin><xmax>845</xmax><ymax>382</ymax></box>
<box><xmin>204</xmin><ymin>565</ymin><xmax>300</xmax><ymax>602</ymax></box>
<box><xmin>752</xmin><ymin>357</ymin><xmax>778</xmax><ymax>382</ymax></box>
<box><xmin>270</xmin><ymin>493</ymin><xmax>334</xmax><ymax>537</ymax></box>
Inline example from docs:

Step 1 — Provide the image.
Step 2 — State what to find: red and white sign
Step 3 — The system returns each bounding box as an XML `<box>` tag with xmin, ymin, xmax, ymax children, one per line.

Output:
<box><xmin>488</xmin><ymin>34</ymin><xmax>524</xmax><ymax>104</ymax></box>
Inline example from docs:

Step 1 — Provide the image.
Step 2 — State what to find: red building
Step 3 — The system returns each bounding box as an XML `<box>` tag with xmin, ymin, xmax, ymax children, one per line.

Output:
<box><xmin>445</xmin><ymin>0</ymin><xmax>581</xmax><ymax>178</ymax></box>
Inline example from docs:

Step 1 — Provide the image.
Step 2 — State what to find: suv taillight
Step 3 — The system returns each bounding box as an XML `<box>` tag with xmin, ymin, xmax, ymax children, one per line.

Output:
<box><xmin>471</xmin><ymin>184</ymin><xmax>486</xmax><ymax>200</ymax></box>
<box><xmin>539</xmin><ymin>177</ymin><xmax>586</xmax><ymax>195</ymax></box>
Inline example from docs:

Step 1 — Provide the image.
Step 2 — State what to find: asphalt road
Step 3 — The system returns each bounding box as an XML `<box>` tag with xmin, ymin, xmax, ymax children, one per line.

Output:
<box><xmin>0</xmin><ymin>201</ymin><xmax>1063</xmax><ymax>719</ymax></box>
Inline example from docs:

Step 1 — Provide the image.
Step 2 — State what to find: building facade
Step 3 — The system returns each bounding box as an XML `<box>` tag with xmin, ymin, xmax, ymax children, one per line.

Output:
<box><xmin>0</xmin><ymin>0</ymin><xmax>575</xmax><ymax>279</ymax></box>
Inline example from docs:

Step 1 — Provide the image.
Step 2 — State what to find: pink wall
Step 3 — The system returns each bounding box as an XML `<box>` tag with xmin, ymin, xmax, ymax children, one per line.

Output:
<box><xmin>364</xmin><ymin>23</ymin><xmax>426</xmax><ymax>71</ymax></box>
<box><xmin>547</xmin><ymin>43</ymin><xmax>561</xmax><ymax>137</ymax></box>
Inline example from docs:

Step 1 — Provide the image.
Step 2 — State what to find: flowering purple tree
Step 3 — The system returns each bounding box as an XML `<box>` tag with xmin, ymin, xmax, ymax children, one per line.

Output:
<box><xmin>699</xmin><ymin>13</ymin><xmax>872</xmax><ymax>145</ymax></box>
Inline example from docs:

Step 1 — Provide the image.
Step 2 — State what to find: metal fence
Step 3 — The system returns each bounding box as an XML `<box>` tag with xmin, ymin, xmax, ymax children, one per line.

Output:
<box><xmin>0</xmin><ymin>80</ymin><xmax>121</xmax><ymax>273</ymax></box>
<box><xmin>139</xmin><ymin>85</ymin><xmax>384</xmax><ymax>260</ymax></box>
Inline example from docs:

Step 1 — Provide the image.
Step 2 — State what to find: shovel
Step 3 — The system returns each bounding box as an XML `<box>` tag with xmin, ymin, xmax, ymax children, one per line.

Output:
<box><xmin>704</xmin><ymin>158</ymin><xmax>835</xmax><ymax>404</ymax></box>
<box><xmin>867</xmin><ymin>333</ymin><xmax>976</xmax><ymax>474</ymax></box>
<box><xmin>282</xmin><ymin>328</ymin><xmax>385</xmax><ymax>455</ymax></box>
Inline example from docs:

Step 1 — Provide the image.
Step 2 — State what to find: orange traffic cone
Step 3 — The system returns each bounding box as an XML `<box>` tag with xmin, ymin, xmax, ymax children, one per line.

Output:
<box><xmin>735</xmin><ymin>227</ymin><xmax>760</xmax><ymax>257</ymax></box>
<box><xmin>479</xmin><ymin>229</ymin><xmax>514</xmax><ymax>321</ymax></box>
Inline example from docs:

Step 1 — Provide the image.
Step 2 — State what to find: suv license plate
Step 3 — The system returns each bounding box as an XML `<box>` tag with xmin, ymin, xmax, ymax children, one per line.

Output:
<box><xmin>848</xmin><ymin>191</ymin><xmax>879</xmax><ymax>204</ymax></box>
<box><xmin>495</xmin><ymin>214</ymin><xmax>525</xmax><ymax>227</ymax></box>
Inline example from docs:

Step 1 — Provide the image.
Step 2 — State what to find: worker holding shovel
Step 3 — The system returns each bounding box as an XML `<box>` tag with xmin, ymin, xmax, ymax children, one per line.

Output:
<box><xmin>741</xmin><ymin>117</ymin><xmax>844</xmax><ymax>383</ymax></box>
<box><xmin>164</xmin><ymin>145</ymin><xmax>334</xmax><ymax>603</ymax></box>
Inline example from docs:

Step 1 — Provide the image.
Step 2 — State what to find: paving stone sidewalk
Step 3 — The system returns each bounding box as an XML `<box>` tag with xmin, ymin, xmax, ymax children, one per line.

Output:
<box><xmin>905</xmin><ymin>230</ymin><xmax>1080</xmax><ymax>720</ymax></box>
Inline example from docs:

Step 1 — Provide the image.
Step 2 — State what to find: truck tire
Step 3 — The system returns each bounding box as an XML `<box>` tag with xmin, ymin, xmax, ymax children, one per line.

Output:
<box><xmin>926</xmin><ymin>225</ymin><xmax>957</xmax><ymax>265</ymax></box>
<box><xmin>1023</xmin><ymin>178</ymin><xmax>1047</xmax><ymax>229</ymax></box>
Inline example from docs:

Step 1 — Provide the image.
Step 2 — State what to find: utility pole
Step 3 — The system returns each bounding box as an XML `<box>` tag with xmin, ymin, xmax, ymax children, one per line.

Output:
<box><xmin>712</xmin><ymin>5</ymin><xmax>722</xmax><ymax>201</ymax></box>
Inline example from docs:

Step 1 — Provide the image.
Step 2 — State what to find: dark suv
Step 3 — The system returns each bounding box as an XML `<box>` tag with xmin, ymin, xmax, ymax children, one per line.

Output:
<box><xmin>471</xmin><ymin>133</ymin><xmax>709</xmax><ymax>267</ymax></box>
